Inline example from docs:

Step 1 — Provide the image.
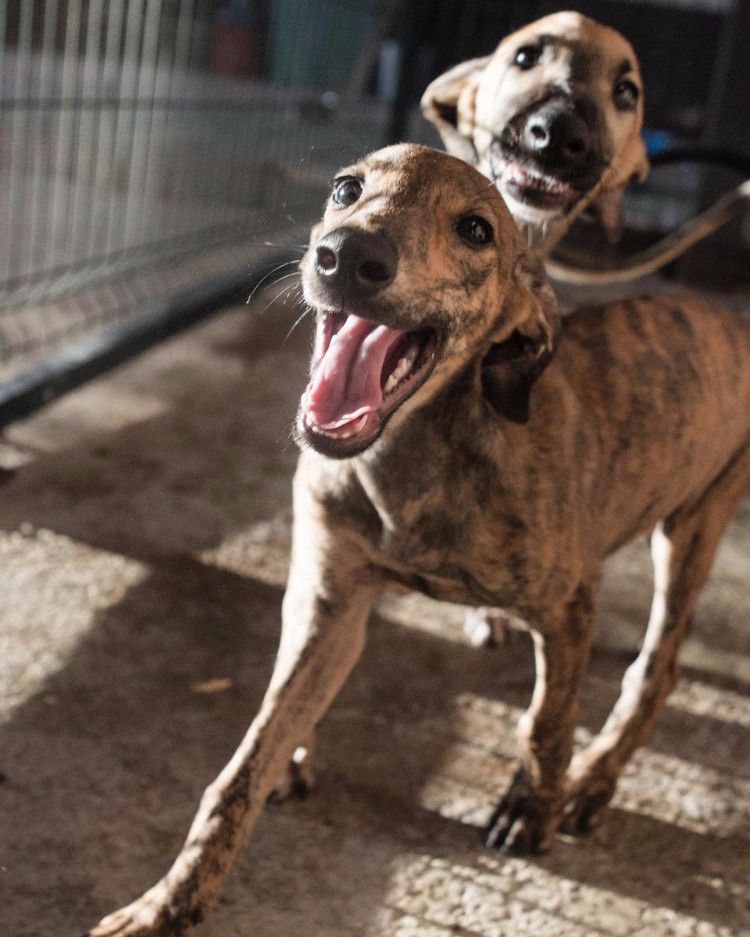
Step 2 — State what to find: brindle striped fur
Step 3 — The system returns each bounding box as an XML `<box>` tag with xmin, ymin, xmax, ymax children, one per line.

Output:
<box><xmin>88</xmin><ymin>145</ymin><xmax>750</xmax><ymax>936</ymax></box>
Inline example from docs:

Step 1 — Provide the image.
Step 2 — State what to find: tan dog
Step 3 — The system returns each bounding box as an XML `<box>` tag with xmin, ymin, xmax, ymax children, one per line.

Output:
<box><xmin>88</xmin><ymin>145</ymin><xmax>750</xmax><ymax>936</ymax></box>
<box><xmin>421</xmin><ymin>11</ymin><xmax>648</xmax><ymax>252</ymax></box>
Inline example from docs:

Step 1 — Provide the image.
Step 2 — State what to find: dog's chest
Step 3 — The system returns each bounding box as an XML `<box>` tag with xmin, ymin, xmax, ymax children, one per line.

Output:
<box><xmin>351</xmin><ymin>451</ymin><xmax>540</xmax><ymax>608</ymax></box>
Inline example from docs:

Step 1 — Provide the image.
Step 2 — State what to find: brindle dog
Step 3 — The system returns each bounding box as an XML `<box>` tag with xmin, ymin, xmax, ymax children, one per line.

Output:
<box><xmin>421</xmin><ymin>11</ymin><xmax>649</xmax><ymax>252</ymax></box>
<box><xmin>88</xmin><ymin>145</ymin><xmax>750</xmax><ymax>936</ymax></box>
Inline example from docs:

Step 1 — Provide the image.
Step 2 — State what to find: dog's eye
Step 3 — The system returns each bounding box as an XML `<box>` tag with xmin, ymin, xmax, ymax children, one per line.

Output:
<box><xmin>332</xmin><ymin>177</ymin><xmax>362</xmax><ymax>207</ymax></box>
<box><xmin>455</xmin><ymin>215</ymin><xmax>493</xmax><ymax>247</ymax></box>
<box><xmin>513</xmin><ymin>44</ymin><xmax>542</xmax><ymax>70</ymax></box>
<box><xmin>613</xmin><ymin>78</ymin><xmax>639</xmax><ymax>111</ymax></box>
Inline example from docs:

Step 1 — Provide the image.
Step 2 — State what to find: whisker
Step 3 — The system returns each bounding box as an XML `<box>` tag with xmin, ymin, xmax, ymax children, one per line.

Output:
<box><xmin>247</xmin><ymin>261</ymin><xmax>301</xmax><ymax>304</ymax></box>
<box><xmin>262</xmin><ymin>240</ymin><xmax>308</xmax><ymax>253</ymax></box>
<box><xmin>285</xmin><ymin>304</ymin><xmax>313</xmax><ymax>342</ymax></box>
<box><xmin>252</xmin><ymin>276</ymin><xmax>303</xmax><ymax>316</ymax></box>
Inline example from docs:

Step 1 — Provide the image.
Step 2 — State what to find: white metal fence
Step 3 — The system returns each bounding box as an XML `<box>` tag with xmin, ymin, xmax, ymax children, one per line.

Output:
<box><xmin>0</xmin><ymin>0</ymin><xmax>390</xmax><ymax>393</ymax></box>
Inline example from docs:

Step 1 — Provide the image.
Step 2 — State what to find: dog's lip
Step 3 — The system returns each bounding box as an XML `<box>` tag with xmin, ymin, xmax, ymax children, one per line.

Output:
<box><xmin>495</xmin><ymin>160</ymin><xmax>578</xmax><ymax>205</ymax></box>
<box><xmin>298</xmin><ymin>309</ymin><xmax>441</xmax><ymax>458</ymax></box>
<box><xmin>490</xmin><ymin>157</ymin><xmax>598</xmax><ymax>210</ymax></box>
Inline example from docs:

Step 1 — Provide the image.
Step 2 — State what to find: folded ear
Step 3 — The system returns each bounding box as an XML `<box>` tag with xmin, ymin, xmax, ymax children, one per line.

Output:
<box><xmin>420</xmin><ymin>56</ymin><xmax>490</xmax><ymax>165</ymax></box>
<box><xmin>511</xmin><ymin>248</ymin><xmax>560</xmax><ymax>356</ymax></box>
<box><xmin>481</xmin><ymin>251</ymin><xmax>560</xmax><ymax>424</ymax></box>
<box><xmin>590</xmin><ymin>134</ymin><xmax>650</xmax><ymax>243</ymax></box>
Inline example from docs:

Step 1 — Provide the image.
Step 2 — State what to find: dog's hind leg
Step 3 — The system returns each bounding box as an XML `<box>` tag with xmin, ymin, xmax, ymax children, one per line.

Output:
<box><xmin>485</xmin><ymin>579</ymin><xmax>599</xmax><ymax>854</ymax></box>
<box><xmin>87</xmin><ymin>471</ymin><xmax>379</xmax><ymax>937</ymax></box>
<box><xmin>561</xmin><ymin>440</ymin><xmax>750</xmax><ymax>835</ymax></box>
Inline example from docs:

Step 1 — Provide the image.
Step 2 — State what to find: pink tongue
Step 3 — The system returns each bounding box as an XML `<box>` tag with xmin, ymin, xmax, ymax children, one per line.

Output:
<box><xmin>306</xmin><ymin>315</ymin><xmax>406</xmax><ymax>429</ymax></box>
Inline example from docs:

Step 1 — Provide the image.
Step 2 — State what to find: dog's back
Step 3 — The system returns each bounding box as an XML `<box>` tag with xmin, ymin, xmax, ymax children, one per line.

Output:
<box><xmin>558</xmin><ymin>295</ymin><xmax>750</xmax><ymax>553</ymax></box>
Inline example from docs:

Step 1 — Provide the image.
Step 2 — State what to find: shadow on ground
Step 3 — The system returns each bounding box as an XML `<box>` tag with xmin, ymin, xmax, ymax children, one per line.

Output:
<box><xmin>1</xmin><ymin>297</ymin><xmax>748</xmax><ymax>937</ymax></box>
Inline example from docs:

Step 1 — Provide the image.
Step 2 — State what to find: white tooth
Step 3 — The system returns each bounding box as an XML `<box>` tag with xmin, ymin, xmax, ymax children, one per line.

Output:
<box><xmin>308</xmin><ymin>414</ymin><xmax>369</xmax><ymax>441</ymax></box>
<box><xmin>385</xmin><ymin>348</ymin><xmax>419</xmax><ymax>394</ymax></box>
<box><xmin>338</xmin><ymin>415</ymin><xmax>368</xmax><ymax>439</ymax></box>
<box><xmin>385</xmin><ymin>361</ymin><xmax>404</xmax><ymax>393</ymax></box>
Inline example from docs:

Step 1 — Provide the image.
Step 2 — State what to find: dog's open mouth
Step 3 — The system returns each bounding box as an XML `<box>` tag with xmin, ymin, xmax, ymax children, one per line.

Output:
<box><xmin>492</xmin><ymin>159</ymin><xmax>582</xmax><ymax>212</ymax></box>
<box><xmin>299</xmin><ymin>310</ymin><xmax>440</xmax><ymax>457</ymax></box>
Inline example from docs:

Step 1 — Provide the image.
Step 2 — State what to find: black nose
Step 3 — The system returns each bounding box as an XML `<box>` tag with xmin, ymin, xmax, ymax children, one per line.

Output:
<box><xmin>314</xmin><ymin>227</ymin><xmax>397</xmax><ymax>296</ymax></box>
<box><xmin>522</xmin><ymin>104</ymin><xmax>591</xmax><ymax>168</ymax></box>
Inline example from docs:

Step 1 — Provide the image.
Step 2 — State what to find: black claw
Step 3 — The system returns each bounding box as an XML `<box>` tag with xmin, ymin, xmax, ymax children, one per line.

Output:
<box><xmin>484</xmin><ymin>821</ymin><xmax>507</xmax><ymax>850</ymax></box>
<box><xmin>484</xmin><ymin>801</ymin><xmax>513</xmax><ymax>850</ymax></box>
<box><xmin>484</xmin><ymin>789</ymin><xmax>549</xmax><ymax>855</ymax></box>
<box><xmin>561</xmin><ymin>786</ymin><xmax>612</xmax><ymax>836</ymax></box>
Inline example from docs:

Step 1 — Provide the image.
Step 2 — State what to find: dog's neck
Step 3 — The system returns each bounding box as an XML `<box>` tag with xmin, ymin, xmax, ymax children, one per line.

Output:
<box><xmin>298</xmin><ymin>348</ymin><xmax>578</xmax><ymax>610</ymax></box>
<box><xmin>350</xmin><ymin>356</ymin><xmax>559</xmax><ymax>526</ymax></box>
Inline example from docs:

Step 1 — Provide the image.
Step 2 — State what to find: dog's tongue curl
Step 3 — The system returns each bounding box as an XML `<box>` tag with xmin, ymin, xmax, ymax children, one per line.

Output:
<box><xmin>299</xmin><ymin>310</ymin><xmax>439</xmax><ymax>458</ymax></box>
<box><xmin>305</xmin><ymin>315</ymin><xmax>403</xmax><ymax>428</ymax></box>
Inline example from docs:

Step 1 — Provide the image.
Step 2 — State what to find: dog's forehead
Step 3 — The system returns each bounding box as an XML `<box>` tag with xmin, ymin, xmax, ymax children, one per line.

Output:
<box><xmin>575</xmin><ymin>17</ymin><xmax>642</xmax><ymax>82</ymax></box>
<box><xmin>497</xmin><ymin>11</ymin><xmax>641</xmax><ymax>82</ymax></box>
<box><xmin>342</xmin><ymin>144</ymin><xmax>504</xmax><ymax>213</ymax></box>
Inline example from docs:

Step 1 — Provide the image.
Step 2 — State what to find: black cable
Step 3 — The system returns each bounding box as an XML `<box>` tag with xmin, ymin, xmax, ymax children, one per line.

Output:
<box><xmin>649</xmin><ymin>145</ymin><xmax>750</xmax><ymax>177</ymax></box>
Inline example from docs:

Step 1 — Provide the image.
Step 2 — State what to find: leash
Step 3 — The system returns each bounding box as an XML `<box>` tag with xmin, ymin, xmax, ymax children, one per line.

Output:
<box><xmin>547</xmin><ymin>147</ymin><xmax>750</xmax><ymax>285</ymax></box>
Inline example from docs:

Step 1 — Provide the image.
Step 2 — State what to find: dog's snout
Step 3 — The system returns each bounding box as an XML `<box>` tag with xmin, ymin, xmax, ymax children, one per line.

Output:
<box><xmin>314</xmin><ymin>227</ymin><xmax>397</xmax><ymax>295</ymax></box>
<box><xmin>523</xmin><ymin>105</ymin><xmax>591</xmax><ymax>167</ymax></box>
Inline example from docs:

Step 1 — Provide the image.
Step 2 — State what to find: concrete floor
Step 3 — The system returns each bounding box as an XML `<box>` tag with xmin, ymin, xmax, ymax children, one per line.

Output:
<box><xmin>1</xmin><ymin>290</ymin><xmax>749</xmax><ymax>937</ymax></box>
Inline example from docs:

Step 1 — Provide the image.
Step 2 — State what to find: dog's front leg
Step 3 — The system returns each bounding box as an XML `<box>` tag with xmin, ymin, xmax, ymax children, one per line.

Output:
<box><xmin>485</xmin><ymin>581</ymin><xmax>597</xmax><ymax>854</ymax></box>
<box><xmin>87</xmin><ymin>477</ymin><xmax>379</xmax><ymax>937</ymax></box>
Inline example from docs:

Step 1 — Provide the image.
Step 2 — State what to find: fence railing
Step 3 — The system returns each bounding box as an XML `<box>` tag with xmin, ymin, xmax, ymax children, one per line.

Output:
<box><xmin>0</xmin><ymin>0</ymin><xmax>393</xmax><ymax>404</ymax></box>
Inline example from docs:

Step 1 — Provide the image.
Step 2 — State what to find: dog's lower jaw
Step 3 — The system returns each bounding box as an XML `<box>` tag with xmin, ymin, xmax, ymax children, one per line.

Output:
<box><xmin>485</xmin><ymin>155</ymin><xmax>599</xmax><ymax>254</ymax></box>
<box><xmin>297</xmin><ymin>407</ymin><xmax>382</xmax><ymax>459</ymax></box>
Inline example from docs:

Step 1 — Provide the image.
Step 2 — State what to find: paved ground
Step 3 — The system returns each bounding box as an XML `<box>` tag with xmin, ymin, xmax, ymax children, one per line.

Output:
<box><xmin>1</xmin><ymin>285</ymin><xmax>749</xmax><ymax>937</ymax></box>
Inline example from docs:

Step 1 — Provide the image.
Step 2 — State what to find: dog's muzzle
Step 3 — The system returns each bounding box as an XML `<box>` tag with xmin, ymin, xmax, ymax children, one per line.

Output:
<box><xmin>313</xmin><ymin>226</ymin><xmax>398</xmax><ymax>299</ymax></box>
<box><xmin>299</xmin><ymin>226</ymin><xmax>441</xmax><ymax>459</ymax></box>
<box><xmin>490</xmin><ymin>95</ymin><xmax>606</xmax><ymax>211</ymax></box>
<box><xmin>521</xmin><ymin>101</ymin><xmax>592</xmax><ymax>172</ymax></box>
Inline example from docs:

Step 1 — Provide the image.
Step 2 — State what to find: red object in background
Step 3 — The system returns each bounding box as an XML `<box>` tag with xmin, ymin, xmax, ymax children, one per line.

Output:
<box><xmin>210</xmin><ymin>22</ymin><xmax>258</xmax><ymax>78</ymax></box>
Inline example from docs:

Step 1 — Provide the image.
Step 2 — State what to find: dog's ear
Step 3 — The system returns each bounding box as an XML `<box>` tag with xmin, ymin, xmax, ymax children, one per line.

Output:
<box><xmin>420</xmin><ymin>56</ymin><xmax>490</xmax><ymax>165</ymax></box>
<box><xmin>590</xmin><ymin>134</ymin><xmax>650</xmax><ymax>243</ymax></box>
<box><xmin>481</xmin><ymin>251</ymin><xmax>560</xmax><ymax>424</ymax></box>
<box><xmin>511</xmin><ymin>249</ymin><xmax>560</xmax><ymax>357</ymax></box>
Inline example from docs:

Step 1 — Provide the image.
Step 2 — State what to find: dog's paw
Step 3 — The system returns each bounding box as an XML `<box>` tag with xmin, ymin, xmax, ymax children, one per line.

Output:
<box><xmin>269</xmin><ymin>745</ymin><xmax>316</xmax><ymax>803</ymax></box>
<box><xmin>85</xmin><ymin>884</ymin><xmax>200</xmax><ymax>937</ymax></box>
<box><xmin>85</xmin><ymin>906</ymin><xmax>173</xmax><ymax>937</ymax></box>
<box><xmin>559</xmin><ymin>776</ymin><xmax>616</xmax><ymax>836</ymax></box>
<box><xmin>484</xmin><ymin>771</ymin><xmax>558</xmax><ymax>854</ymax></box>
<box><xmin>463</xmin><ymin>606</ymin><xmax>514</xmax><ymax>648</ymax></box>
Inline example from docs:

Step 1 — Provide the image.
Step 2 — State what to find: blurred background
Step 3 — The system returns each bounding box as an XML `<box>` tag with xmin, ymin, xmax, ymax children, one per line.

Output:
<box><xmin>0</xmin><ymin>0</ymin><xmax>748</xmax><ymax>420</ymax></box>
